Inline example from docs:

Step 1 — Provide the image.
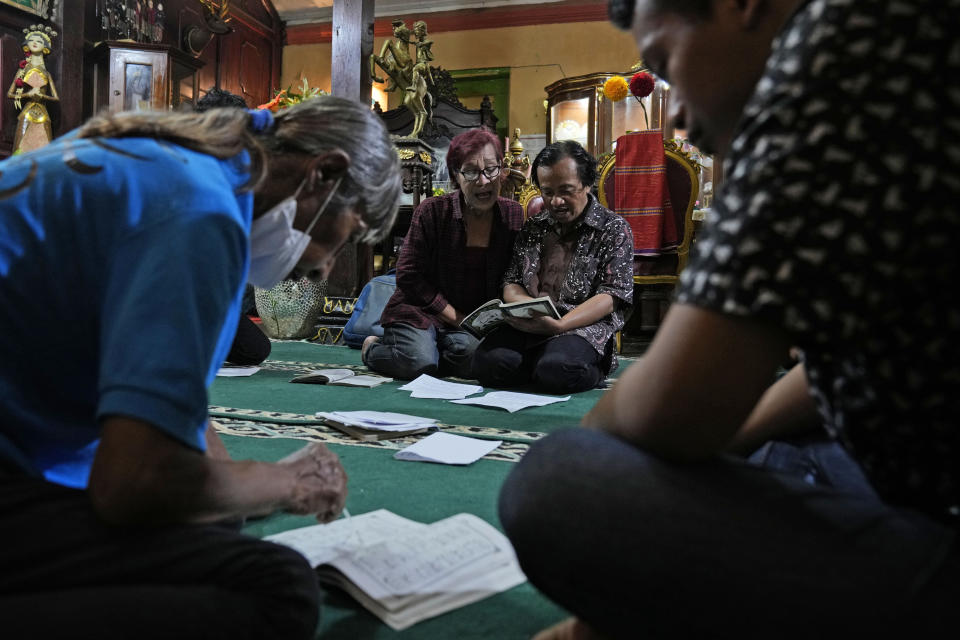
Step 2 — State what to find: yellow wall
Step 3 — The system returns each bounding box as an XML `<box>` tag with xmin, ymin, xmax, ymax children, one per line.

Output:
<box><xmin>282</xmin><ymin>20</ymin><xmax>639</xmax><ymax>138</ymax></box>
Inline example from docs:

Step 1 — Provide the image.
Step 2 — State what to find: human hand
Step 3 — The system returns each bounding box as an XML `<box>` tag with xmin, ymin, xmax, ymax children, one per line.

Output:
<box><xmin>505</xmin><ymin>314</ymin><xmax>564</xmax><ymax>336</ymax></box>
<box><xmin>277</xmin><ymin>443</ymin><xmax>348</xmax><ymax>523</ymax></box>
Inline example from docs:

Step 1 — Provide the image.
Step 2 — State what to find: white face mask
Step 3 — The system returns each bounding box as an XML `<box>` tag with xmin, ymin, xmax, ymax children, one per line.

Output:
<box><xmin>248</xmin><ymin>176</ymin><xmax>343</xmax><ymax>289</ymax></box>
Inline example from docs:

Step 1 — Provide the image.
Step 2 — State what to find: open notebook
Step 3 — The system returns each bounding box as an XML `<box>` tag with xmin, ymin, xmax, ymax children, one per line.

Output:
<box><xmin>265</xmin><ymin>509</ymin><xmax>525</xmax><ymax>630</ymax></box>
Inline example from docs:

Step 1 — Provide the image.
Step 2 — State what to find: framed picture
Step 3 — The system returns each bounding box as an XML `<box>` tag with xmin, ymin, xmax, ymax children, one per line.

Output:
<box><xmin>123</xmin><ymin>62</ymin><xmax>153</xmax><ymax>111</ymax></box>
<box><xmin>0</xmin><ymin>1</ymin><xmax>52</xmax><ymax>18</ymax></box>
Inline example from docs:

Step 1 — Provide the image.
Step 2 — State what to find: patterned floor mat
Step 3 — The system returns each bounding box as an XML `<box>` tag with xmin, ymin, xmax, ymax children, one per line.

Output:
<box><xmin>209</xmin><ymin>406</ymin><xmax>542</xmax><ymax>463</ymax></box>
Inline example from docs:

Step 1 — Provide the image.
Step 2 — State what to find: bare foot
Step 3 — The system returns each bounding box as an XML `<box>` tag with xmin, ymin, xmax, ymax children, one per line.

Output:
<box><xmin>532</xmin><ymin>618</ymin><xmax>608</xmax><ymax>640</ymax></box>
<box><xmin>361</xmin><ymin>335</ymin><xmax>380</xmax><ymax>362</ymax></box>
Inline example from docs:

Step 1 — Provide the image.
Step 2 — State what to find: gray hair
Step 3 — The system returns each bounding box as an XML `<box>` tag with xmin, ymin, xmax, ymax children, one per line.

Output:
<box><xmin>267</xmin><ymin>97</ymin><xmax>401</xmax><ymax>244</ymax></box>
<box><xmin>77</xmin><ymin>95</ymin><xmax>401</xmax><ymax>244</ymax></box>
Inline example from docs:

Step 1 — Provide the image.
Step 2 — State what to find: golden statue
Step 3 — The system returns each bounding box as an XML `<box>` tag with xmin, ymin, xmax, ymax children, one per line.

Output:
<box><xmin>411</xmin><ymin>21</ymin><xmax>434</xmax><ymax>95</ymax></box>
<box><xmin>7</xmin><ymin>24</ymin><xmax>59</xmax><ymax>155</ymax></box>
<box><xmin>370</xmin><ymin>19</ymin><xmax>432</xmax><ymax>139</ymax></box>
<box><xmin>502</xmin><ymin>128</ymin><xmax>532</xmax><ymax>200</ymax></box>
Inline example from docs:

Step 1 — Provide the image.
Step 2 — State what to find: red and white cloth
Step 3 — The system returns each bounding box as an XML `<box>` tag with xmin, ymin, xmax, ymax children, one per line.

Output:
<box><xmin>613</xmin><ymin>131</ymin><xmax>678</xmax><ymax>255</ymax></box>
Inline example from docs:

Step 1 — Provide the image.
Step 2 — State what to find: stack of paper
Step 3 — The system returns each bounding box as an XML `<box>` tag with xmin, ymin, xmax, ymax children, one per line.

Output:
<box><xmin>395</xmin><ymin>432</ymin><xmax>502</xmax><ymax>465</ymax></box>
<box><xmin>315</xmin><ymin>411</ymin><xmax>438</xmax><ymax>432</ymax></box>
<box><xmin>398</xmin><ymin>374</ymin><xmax>483</xmax><ymax>399</ymax></box>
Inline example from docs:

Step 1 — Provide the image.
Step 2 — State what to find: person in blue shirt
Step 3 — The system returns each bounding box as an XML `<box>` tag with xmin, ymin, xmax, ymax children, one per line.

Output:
<box><xmin>0</xmin><ymin>95</ymin><xmax>401</xmax><ymax>637</ymax></box>
<box><xmin>194</xmin><ymin>86</ymin><xmax>273</xmax><ymax>367</ymax></box>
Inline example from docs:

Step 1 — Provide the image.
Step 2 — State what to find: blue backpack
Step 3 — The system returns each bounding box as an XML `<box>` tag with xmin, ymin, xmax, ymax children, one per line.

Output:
<box><xmin>343</xmin><ymin>272</ymin><xmax>396</xmax><ymax>348</ymax></box>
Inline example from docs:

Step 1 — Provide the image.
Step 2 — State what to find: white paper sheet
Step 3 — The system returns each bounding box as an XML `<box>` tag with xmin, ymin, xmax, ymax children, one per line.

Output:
<box><xmin>394</xmin><ymin>432</ymin><xmax>501</xmax><ymax>465</ymax></box>
<box><xmin>315</xmin><ymin>410</ymin><xmax>438</xmax><ymax>432</ymax></box>
<box><xmin>215</xmin><ymin>365</ymin><xmax>260</xmax><ymax>377</ymax></box>
<box><xmin>448</xmin><ymin>391</ymin><xmax>570</xmax><ymax>413</ymax></box>
<box><xmin>398</xmin><ymin>374</ymin><xmax>483</xmax><ymax>399</ymax></box>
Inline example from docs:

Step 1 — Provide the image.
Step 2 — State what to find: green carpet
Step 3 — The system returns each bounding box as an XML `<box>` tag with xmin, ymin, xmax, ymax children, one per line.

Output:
<box><xmin>212</xmin><ymin>341</ymin><xmax>612</xmax><ymax>435</ymax></box>
<box><xmin>210</xmin><ymin>340</ymin><xmax>626</xmax><ymax>638</ymax></box>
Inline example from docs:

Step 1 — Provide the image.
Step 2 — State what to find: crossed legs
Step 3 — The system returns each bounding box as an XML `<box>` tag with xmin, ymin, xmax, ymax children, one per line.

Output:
<box><xmin>472</xmin><ymin>328</ymin><xmax>604</xmax><ymax>394</ymax></box>
<box><xmin>0</xmin><ymin>476</ymin><xmax>320</xmax><ymax>639</ymax></box>
<box><xmin>363</xmin><ymin>322</ymin><xmax>478</xmax><ymax>380</ymax></box>
<box><xmin>500</xmin><ymin>429</ymin><xmax>959</xmax><ymax>638</ymax></box>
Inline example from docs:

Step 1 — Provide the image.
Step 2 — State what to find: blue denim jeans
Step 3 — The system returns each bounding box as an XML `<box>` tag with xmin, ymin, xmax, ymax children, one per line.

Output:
<box><xmin>499</xmin><ymin>429</ymin><xmax>959</xmax><ymax>638</ymax></box>
<box><xmin>362</xmin><ymin>322</ymin><xmax>479</xmax><ymax>380</ymax></box>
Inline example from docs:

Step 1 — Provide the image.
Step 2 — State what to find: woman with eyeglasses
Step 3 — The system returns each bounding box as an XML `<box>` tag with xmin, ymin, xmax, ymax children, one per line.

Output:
<box><xmin>363</xmin><ymin>128</ymin><xmax>525</xmax><ymax>380</ymax></box>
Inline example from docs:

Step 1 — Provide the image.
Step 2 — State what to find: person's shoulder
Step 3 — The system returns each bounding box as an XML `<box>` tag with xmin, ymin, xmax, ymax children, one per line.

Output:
<box><xmin>586</xmin><ymin>197</ymin><xmax>625</xmax><ymax>229</ymax></box>
<box><xmin>415</xmin><ymin>192</ymin><xmax>467</xmax><ymax>226</ymax></box>
<box><xmin>495</xmin><ymin>196</ymin><xmax>525</xmax><ymax>222</ymax></box>
<box><xmin>127</xmin><ymin>139</ymin><xmax>249</xmax><ymax>194</ymax></box>
<box><xmin>416</xmin><ymin>192</ymin><xmax>456</xmax><ymax>212</ymax></box>
<box><xmin>525</xmin><ymin>206</ymin><xmax>552</xmax><ymax>224</ymax></box>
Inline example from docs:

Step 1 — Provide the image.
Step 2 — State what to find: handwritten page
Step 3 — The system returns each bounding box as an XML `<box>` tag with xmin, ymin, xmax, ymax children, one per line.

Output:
<box><xmin>329</xmin><ymin>513</ymin><xmax>521</xmax><ymax>599</ymax></box>
<box><xmin>269</xmin><ymin>510</ymin><xmax>527</xmax><ymax>631</ymax></box>
<box><xmin>398</xmin><ymin>374</ymin><xmax>483</xmax><ymax>399</ymax></box>
<box><xmin>394</xmin><ymin>433</ymin><xmax>501</xmax><ymax>465</ymax></box>
<box><xmin>315</xmin><ymin>410</ymin><xmax>438</xmax><ymax>432</ymax></box>
<box><xmin>216</xmin><ymin>365</ymin><xmax>260</xmax><ymax>377</ymax></box>
<box><xmin>265</xmin><ymin>509</ymin><xmax>426</xmax><ymax>568</ymax></box>
<box><xmin>449</xmin><ymin>391</ymin><xmax>571</xmax><ymax>413</ymax></box>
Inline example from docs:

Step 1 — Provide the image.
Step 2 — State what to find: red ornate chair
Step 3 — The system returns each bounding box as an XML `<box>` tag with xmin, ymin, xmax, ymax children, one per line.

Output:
<box><xmin>597</xmin><ymin>139</ymin><xmax>700</xmax><ymax>331</ymax></box>
<box><xmin>517</xmin><ymin>183</ymin><xmax>544</xmax><ymax>221</ymax></box>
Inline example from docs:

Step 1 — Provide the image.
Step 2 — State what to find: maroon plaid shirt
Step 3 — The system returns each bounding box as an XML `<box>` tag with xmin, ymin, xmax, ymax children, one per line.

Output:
<box><xmin>380</xmin><ymin>192</ymin><xmax>525</xmax><ymax>330</ymax></box>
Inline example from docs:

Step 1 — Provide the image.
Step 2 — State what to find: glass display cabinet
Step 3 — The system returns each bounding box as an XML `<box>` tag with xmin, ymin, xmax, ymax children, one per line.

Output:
<box><xmin>89</xmin><ymin>42</ymin><xmax>204</xmax><ymax>114</ymax></box>
<box><xmin>545</xmin><ymin>69</ymin><xmax>670</xmax><ymax>158</ymax></box>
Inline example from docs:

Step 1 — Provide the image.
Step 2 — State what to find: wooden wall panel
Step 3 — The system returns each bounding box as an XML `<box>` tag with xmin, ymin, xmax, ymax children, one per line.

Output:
<box><xmin>79</xmin><ymin>0</ymin><xmax>281</xmax><ymax>112</ymax></box>
<box><xmin>221</xmin><ymin>26</ymin><xmax>276</xmax><ymax>107</ymax></box>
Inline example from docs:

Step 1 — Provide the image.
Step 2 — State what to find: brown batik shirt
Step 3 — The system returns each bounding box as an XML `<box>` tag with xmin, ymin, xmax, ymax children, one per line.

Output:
<box><xmin>503</xmin><ymin>193</ymin><xmax>634</xmax><ymax>373</ymax></box>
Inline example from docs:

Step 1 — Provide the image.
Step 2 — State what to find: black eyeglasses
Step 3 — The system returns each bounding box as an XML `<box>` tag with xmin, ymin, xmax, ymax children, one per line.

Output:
<box><xmin>459</xmin><ymin>165</ymin><xmax>501</xmax><ymax>182</ymax></box>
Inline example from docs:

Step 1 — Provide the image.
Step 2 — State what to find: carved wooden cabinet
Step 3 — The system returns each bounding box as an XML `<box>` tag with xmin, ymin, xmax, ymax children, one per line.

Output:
<box><xmin>89</xmin><ymin>41</ymin><xmax>203</xmax><ymax>113</ymax></box>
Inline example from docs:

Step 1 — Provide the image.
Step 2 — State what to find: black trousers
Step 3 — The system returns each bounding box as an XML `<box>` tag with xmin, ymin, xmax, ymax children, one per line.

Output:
<box><xmin>471</xmin><ymin>328</ymin><xmax>603</xmax><ymax>394</ymax></box>
<box><xmin>226</xmin><ymin>314</ymin><xmax>271</xmax><ymax>366</ymax></box>
<box><xmin>0</xmin><ymin>475</ymin><xmax>319</xmax><ymax>639</ymax></box>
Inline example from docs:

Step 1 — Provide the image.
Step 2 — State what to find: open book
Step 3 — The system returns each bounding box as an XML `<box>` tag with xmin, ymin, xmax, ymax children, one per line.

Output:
<box><xmin>459</xmin><ymin>296</ymin><xmax>560</xmax><ymax>338</ymax></box>
<box><xmin>265</xmin><ymin>509</ymin><xmax>525</xmax><ymax>630</ymax></box>
<box><xmin>290</xmin><ymin>368</ymin><xmax>392</xmax><ymax>388</ymax></box>
<box><xmin>316</xmin><ymin>411</ymin><xmax>439</xmax><ymax>442</ymax></box>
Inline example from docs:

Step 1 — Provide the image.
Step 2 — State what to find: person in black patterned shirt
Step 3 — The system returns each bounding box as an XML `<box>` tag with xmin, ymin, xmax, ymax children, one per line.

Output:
<box><xmin>499</xmin><ymin>1</ymin><xmax>960</xmax><ymax>638</ymax></box>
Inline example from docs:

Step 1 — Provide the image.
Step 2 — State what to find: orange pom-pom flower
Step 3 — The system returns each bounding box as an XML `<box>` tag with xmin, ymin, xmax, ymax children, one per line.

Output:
<box><xmin>602</xmin><ymin>76</ymin><xmax>629</xmax><ymax>102</ymax></box>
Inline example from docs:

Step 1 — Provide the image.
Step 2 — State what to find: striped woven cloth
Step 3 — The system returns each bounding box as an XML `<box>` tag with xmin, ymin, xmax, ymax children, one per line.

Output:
<box><xmin>614</xmin><ymin>131</ymin><xmax>678</xmax><ymax>255</ymax></box>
